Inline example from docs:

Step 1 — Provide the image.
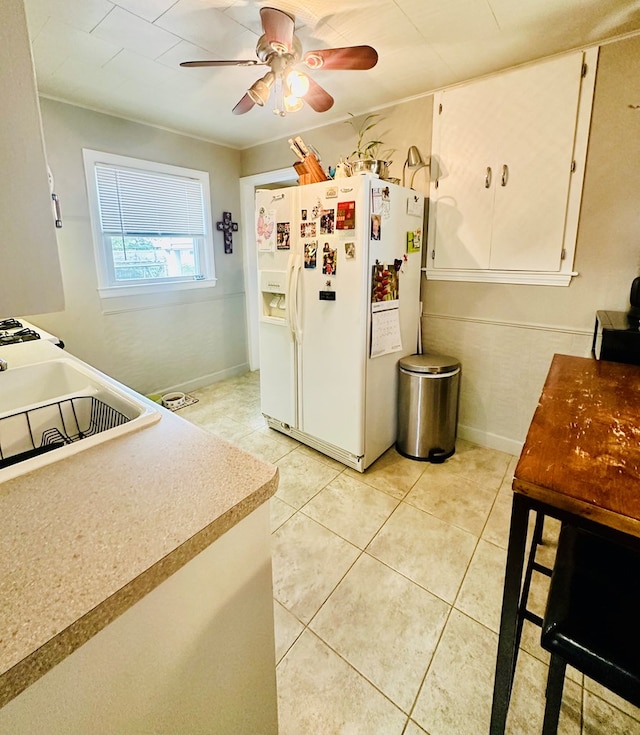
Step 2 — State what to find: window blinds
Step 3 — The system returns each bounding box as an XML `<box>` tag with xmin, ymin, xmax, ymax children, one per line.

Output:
<box><xmin>95</xmin><ymin>164</ymin><xmax>206</xmax><ymax>237</ymax></box>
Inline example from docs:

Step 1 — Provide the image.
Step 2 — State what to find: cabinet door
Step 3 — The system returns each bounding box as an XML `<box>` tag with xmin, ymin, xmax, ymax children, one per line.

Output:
<box><xmin>489</xmin><ymin>53</ymin><xmax>584</xmax><ymax>271</ymax></box>
<box><xmin>427</xmin><ymin>49</ymin><xmax>594</xmax><ymax>284</ymax></box>
<box><xmin>431</xmin><ymin>75</ymin><xmax>503</xmax><ymax>270</ymax></box>
<box><xmin>0</xmin><ymin>0</ymin><xmax>64</xmax><ymax>315</ymax></box>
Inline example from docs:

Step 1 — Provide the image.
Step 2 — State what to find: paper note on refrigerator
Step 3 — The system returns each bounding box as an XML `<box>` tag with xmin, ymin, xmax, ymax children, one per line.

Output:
<box><xmin>371</xmin><ymin>306</ymin><xmax>402</xmax><ymax>358</ymax></box>
<box><xmin>256</xmin><ymin>207</ymin><xmax>276</xmax><ymax>251</ymax></box>
<box><xmin>407</xmin><ymin>195</ymin><xmax>424</xmax><ymax>218</ymax></box>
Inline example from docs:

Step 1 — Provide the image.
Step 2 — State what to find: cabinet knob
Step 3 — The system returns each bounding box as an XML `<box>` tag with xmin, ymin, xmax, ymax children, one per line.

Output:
<box><xmin>501</xmin><ymin>164</ymin><xmax>509</xmax><ymax>187</ymax></box>
<box><xmin>484</xmin><ymin>167</ymin><xmax>492</xmax><ymax>189</ymax></box>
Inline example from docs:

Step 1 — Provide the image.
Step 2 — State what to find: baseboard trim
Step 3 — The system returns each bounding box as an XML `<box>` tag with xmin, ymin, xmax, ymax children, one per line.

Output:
<box><xmin>155</xmin><ymin>363</ymin><xmax>251</xmax><ymax>396</ymax></box>
<box><xmin>458</xmin><ymin>423</ymin><xmax>523</xmax><ymax>458</ymax></box>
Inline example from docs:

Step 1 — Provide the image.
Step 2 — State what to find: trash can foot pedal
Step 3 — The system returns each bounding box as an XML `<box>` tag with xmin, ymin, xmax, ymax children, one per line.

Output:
<box><xmin>395</xmin><ymin>443</ymin><xmax>455</xmax><ymax>463</ymax></box>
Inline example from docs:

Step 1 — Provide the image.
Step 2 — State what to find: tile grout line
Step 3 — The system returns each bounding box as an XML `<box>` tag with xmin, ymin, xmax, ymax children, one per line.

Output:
<box><xmin>300</xmin><ymin>627</ymin><xmax>413</xmax><ymax>719</ymax></box>
<box><xmin>273</xmin><ymin>459</ymin><xmax>437</xmax><ymax>725</ymax></box>
<box><xmin>402</xmin><ymin>458</ymin><xmax>513</xmax><ymax>731</ymax></box>
<box><xmin>191</xmin><ymin>380</ymin><xmax>640</xmax><ymax>732</ymax></box>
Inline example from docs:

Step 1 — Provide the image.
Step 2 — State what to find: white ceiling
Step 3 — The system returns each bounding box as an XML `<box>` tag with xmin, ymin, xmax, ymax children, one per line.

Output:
<box><xmin>25</xmin><ymin>0</ymin><xmax>640</xmax><ymax>149</ymax></box>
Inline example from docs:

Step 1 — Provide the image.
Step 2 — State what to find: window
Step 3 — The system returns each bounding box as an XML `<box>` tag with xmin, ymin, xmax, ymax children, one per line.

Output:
<box><xmin>83</xmin><ymin>149</ymin><xmax>216</xmax><ymax>296</ymax></box>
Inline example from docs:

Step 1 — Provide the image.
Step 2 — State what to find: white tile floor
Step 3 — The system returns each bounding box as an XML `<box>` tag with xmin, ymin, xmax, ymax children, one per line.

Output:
<box><xmin>180</xmin><ymin>371</ymin><xmax>640</xmax><ymax>735</ymax></box>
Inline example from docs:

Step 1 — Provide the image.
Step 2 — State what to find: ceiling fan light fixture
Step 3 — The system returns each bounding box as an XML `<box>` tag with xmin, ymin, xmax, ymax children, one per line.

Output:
<box><xmin>286</xmin><ymin>70</ymin><xmax>310</xmax><ymax>98</ymax></box>
<box><xmin>180</xmin><ymin>7</ymin><xmax>378</xmax><ymax>117</ymax></box>
<box><xmin>284</xmin><ymin>94</ymin><xmax>304</xmax><ymax>113</ymax></box>
<box><xmin>247</xmin><ymin>71</ymin><xmax>275</xmax><ymax>106</ymax></box>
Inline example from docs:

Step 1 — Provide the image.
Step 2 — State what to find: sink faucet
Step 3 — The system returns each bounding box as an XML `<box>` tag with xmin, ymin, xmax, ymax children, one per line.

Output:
<box><xmin>0</xmin><ymin>357</ymin><xmax>7</xmax><ymax>371</ymax></box>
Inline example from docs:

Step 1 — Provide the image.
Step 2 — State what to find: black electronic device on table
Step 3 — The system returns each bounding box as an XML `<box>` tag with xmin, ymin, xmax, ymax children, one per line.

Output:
<box><xmin>629</xmin><ymin>276</ymin><xmax>640</xmax><ymax>321</ymax></box>
<box><xmin>592</xmin><ymin>278</ymin><xmax>640</xmax><ymax>365</ymax></box>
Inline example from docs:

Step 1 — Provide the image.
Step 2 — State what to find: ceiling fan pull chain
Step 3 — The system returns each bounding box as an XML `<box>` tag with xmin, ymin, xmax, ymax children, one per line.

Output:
<box><xmin>272</xmin><ymin>75</ymin><xmax>285</xmax><ymax>117</ymax></box>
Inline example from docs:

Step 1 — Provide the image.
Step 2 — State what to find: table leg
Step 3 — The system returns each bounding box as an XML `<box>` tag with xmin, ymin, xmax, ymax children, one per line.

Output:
<box><xmin>489</xmin><ymin>494</ymin><xmax>531</xmax><ymax>735</ymax></box>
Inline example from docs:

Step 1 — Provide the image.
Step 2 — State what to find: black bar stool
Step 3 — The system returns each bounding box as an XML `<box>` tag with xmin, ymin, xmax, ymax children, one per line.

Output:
<box><xmin>515</xmin><ymin>513</ymin><xmax>553</xmax><ymax>653</ymax></box>
<box><xmin>540</xmin><ymin>524</ymin><xmax>640</xmax><ymax>735</ymax></box>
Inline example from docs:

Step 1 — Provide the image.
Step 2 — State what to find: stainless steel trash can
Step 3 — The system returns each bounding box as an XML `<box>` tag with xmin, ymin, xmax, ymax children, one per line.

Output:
<box><xmin>396</xmin><ymin>353</ymin><xmax>461</xmax><ymax>463</ymax></box>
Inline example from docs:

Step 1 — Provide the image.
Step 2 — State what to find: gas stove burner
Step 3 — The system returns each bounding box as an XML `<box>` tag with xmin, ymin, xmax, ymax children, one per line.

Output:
<box><xmin>0</xmin><ymin>318</ymin><xmax>23</xmax><ymax>330</ymax></box>
<box><xmin>0</xmin><ymin>328</ymin><xmax>41</xmax><ymax>345</ymax></box>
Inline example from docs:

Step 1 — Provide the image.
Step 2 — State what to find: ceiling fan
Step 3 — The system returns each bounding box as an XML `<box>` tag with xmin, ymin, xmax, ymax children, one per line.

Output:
<box><xmin>179</xmin><ymin>6</ymin><xmax>378</xmax><ymax>116</ymax></box>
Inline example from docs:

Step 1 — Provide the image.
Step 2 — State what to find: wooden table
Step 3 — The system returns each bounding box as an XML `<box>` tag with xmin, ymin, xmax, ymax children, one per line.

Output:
<box><xmin>489</xmin><ymin>354</ymin><xmax>640</xmax><ymax>734</ymax></box>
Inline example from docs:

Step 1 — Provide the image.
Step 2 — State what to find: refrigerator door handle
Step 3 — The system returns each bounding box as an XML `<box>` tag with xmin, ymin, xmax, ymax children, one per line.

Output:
<box><xmin>294</xmin><ymin>250</ymin><xmax>304</xmax><ymax>341</ymax></box>
<box><xmin>285</xmin><ymin>252</ymin><xmax>297</xmax><ymax>341</ymax></box>
<box><xmin>286</xmin><ymin>249</ymin><xmax>303</xmax><ymax>344</ymax></box>
<box><xmin>292</xmin><ymin>249</ymin><xmax>304</xmax><ymax>430</ymax></box>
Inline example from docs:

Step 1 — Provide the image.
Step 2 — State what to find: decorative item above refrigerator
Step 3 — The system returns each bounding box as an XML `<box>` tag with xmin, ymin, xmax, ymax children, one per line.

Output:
<box><xmin>256</xmin><ymin>174</ymin><xmax>423</xmax><ymax>471</ymax></box>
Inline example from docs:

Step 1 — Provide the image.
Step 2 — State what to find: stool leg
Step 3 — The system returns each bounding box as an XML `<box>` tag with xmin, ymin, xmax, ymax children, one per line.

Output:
<box><xmin>542</xmin><ymin>653</ymin><xmax>566</xmax><ymax>735</ymax></box>
<box><xmin>513</xmin><ymin>512</ymin><xmax>545</xmax><ymax>672</ymax></box>
<box><xmin>491</xmin><ymin>496</ymin><xmax>531</xmax><ymax>735</ymax></box>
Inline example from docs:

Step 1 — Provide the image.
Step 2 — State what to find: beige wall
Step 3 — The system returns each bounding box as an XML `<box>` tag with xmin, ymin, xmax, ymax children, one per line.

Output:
<box><xmin>241</xmin><ymin>97</ymin><xmax>434</xmax><ymax>201</ymax></box>
<box><xmin>242</xmin><ymin>35</ymin><xmax>640</xmax><ymax>453</ymax></box>
<box><xmin>28</xmin><ymin>99</ymin><xmax>247</xmax><ymax>396</ymax></box>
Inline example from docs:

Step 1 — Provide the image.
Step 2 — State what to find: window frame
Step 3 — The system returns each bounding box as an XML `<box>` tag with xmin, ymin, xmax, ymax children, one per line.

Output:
<box><xmin>83</xmin><ymin>149</ymin><xmax>217</xmax><ymax>298</ymax></box>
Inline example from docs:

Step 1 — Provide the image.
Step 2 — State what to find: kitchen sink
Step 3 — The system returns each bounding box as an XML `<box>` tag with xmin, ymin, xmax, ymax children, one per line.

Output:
<box><xmin>0</xmin><ymin>356</ymin><xmax>160</xmax><ymax>481</ymax></box>
<box><xmin>1</xmin><ymin>359</ymin><xmax>110</xmax><ymax>415</ymax></box>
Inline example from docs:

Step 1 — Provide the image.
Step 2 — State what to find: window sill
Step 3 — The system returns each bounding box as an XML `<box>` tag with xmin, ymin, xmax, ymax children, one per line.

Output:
<box><xmin>98</xmin><ymin>278</ymin><xmax>217</xmax><ymax>299</ymax></box>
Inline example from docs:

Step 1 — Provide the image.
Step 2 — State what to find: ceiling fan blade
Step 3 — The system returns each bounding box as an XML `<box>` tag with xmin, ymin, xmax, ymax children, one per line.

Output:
<box><xmin>232</xmin><ymin>93</ymin><xmax>256</xmax><ymax>115</ymax></box>
<box><xmin>260</xmin><ymin>6</ymin><xmax>295</xmax><ymax>54</ymax></box>
<box><xmin>303</xmin><ymin>46</ymin><xmax>378</xmax><ymax>71</ymax></box>
<box><xmin>305</xmin><ymin>77</ymin><xmax>334</xmax><ymax>113</ymax></box>
<box><xmin>180</xmin><ymin>59</ymin><xmax>261</xmax><ymax>68</ymax></box>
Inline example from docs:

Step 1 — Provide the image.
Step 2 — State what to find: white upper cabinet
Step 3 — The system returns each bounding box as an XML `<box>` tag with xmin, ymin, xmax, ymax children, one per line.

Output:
<box><xmin>0</xmin><ymin>0</ymin><xmax>65</xmax><ymax>315</ymax></box>
<box><xmin>426</xmin><ymin>48</ymin><xmax>598</xmax><ymax>285</ymax></box>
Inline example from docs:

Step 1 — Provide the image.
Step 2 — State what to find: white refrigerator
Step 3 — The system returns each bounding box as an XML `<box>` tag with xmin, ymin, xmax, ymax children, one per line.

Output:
<box><xmin>256</xmin><ymin>174</ymin><xmax>423</xmax><ymax>471</ymax></box>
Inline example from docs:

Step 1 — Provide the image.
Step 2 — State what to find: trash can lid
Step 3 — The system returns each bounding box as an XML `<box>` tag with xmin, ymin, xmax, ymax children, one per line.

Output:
<box><xmin>399</xmin><ymin>353</ymin><xmax>460</xmax><ymax>374</ymax></box>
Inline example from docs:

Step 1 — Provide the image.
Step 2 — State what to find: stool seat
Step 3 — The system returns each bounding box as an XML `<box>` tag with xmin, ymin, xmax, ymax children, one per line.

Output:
<box><xmin>540</xmin><ymin>525</ymin><xmax>640</xmax><ymax>734</ymax></box>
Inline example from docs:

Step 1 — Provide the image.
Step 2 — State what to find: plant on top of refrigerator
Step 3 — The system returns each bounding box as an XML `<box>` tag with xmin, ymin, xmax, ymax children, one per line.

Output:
<box><xmin>344</xmin><ymin>113</ymin><xmax>394</xmax><ymax>164</ymax></box>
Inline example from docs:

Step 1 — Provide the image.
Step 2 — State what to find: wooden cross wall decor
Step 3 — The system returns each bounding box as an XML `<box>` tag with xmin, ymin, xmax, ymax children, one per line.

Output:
<box><xmin>216</xmin><ymin>211</ymin><xmax>238</xmax><ymax>253</ymax></box>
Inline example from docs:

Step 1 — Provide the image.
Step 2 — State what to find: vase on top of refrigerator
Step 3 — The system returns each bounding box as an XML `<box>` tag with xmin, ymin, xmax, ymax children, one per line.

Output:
<box><xmin>256</xmin><ymin>174</ymin><xmax>424</xmax><ymax>472</ymax></box>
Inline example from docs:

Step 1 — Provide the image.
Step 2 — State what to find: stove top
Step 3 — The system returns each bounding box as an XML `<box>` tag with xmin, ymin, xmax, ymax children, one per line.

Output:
<box><xmin>0</xmin><ymin>318</ymin><xmax>63</xmax><ymax>348</ymax></box>
<box><xmin>0</xmin><ymin>327</ymin><xmax>41</xmax><ymax>345</ymax></box>
<box><xmin>0</xmin><ymin>318</ymin><xmax>23</xmax><ymax>331</ymax></box>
